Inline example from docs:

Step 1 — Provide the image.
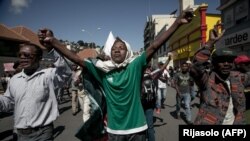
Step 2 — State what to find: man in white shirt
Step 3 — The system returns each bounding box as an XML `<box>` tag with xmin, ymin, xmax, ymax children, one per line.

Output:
<box><xmin>155</xmin><ymin>62</ymin><xmax>170</xmax><ymax>114</ymax></box>
<box><xmin>0</xmin><ymin>31</ymin><xmax>71</xmax><ymax>141</ymax></box>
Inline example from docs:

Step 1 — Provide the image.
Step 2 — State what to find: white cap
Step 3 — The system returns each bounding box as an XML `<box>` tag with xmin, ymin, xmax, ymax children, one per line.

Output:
<box><xmin>186</xmin><ymin>60</ymin><xmax>192</xmax><ymax>64</ymax></box>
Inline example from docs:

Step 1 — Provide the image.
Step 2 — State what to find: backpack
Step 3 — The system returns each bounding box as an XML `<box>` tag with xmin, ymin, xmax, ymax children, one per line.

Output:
<box><xmin>141</xmin><ymin>74</ymin><xmax>156</xmax><ymax>109</ymax></box>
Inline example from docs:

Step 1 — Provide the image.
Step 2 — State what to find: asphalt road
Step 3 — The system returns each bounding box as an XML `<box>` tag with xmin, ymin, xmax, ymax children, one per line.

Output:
<box><xmin>0</xmin><ymin>86</ymin><xmax>200</xmax><ymax>141</ymax></box>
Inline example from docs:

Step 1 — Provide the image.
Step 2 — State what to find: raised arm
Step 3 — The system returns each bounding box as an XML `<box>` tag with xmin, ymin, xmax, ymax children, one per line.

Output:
<box><xmin>190</xmin><ymin>23</ymin><xmax>225</xmax><ymax>90</ymax></box>
<box><xmin>205</xmin><ymin>24</ymin><xmax>225</xmax><ymax>50</ymax></box>
<box><xmin>38</xmin><ymin>29</ymin><xmax>85</xmax><ymax>69</ymax></box>
<box><xmin>150</xmin><ymin>55</ymin><xmax>172</xmax><ymax>80</ymax></box>
<box><xmin>159</xmin><ymin>55</ymin><xmax>172</xmax><ymax>72</ymax></box>
<box><xmin>145</xmin><ymin>10</ymin><xmax>193</xmax><ymax>62</ymax></box>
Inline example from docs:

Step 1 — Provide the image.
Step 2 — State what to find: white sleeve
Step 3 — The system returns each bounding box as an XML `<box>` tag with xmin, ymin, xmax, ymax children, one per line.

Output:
<box><xmin>47</xmin><ymin>50</ymin><xmax>72</xmax><ymax>88</ymax></box>
<box><xmin>163</xmin><ymin>70</ymin><xmax>170</xmax><ymax>78</ymax></box>
<box><xmin>0</xmin><ymin>84</ymin><xmax>14</xmax><ymax>112</ymax></box>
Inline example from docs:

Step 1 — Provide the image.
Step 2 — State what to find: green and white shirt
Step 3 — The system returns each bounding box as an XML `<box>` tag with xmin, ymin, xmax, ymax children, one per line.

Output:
<box><xmin>84</xmin><ymin>52</ymin><xmax>148</xmax><ymax>135</ymax></box>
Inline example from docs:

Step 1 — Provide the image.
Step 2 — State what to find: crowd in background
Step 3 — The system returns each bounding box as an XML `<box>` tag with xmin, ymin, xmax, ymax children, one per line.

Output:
<box><xmin>0</xmin><ymin>9</ymin><xmax>249</xmax><ymax>141</ymax></box>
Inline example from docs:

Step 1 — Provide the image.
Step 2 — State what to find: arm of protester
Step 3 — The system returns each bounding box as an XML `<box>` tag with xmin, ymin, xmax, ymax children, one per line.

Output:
<box><xmin>159</xmin><ymin>55</ymin><xmax>171</xmax><ymax>72</ymax></box>
<box><xmin>158</xmin><ymin>76</ymin><xmax>167</xmax><ymax>83</ymax></box>
<box><xmin>151</xmin><ymin>55</ymin><xmax>172</xmax><ymax>80</ymax></box>
<box><xmin>206</xmin><ymin>24</ymin><xmax>225</xmax><ymax>50</ymax></box>
<box><xmin>191</xmin><ymin>22</ymin><xmax>225</xmax><ymax>69</ymax></box>
<box><xmin>173</xmin><ymin>76</ymin><xmax>181</xmax><ymax>97</ymax></box>
<box><xmin>189</xmin><ymin>77</ymin><xmax>195</xmax><ymax>86</ymax></box>
<box><xmin>145</xmin><ymin>9</ymin><xmax>193</xmax><ymax>62</ymax></box>
<box><xmin>38</xmin><ymin>28</ymin><xmax>86</xmax><ymax>70</ymax></box>
<box><xmin>189</xmin><ymin>23</ymin><xmax>225</xmax><ymax>90</ymax></box>
<box><xmin>190</xmin><ymin>50</ymin><xmax>210</xmax><ymax>91</ymax></box>
<box><xmin>0</xmin><ymin>85</ymin><xmax>14</xmax><ymax>112</ymax></box>
<box><xmin>157</xmin><ymin>67</ymin><xmax>169</xmax><ymax>82</ymax></box>
<box><xmin>96</xmin><ymin>52</ymin><xmax>111</xmax><ymax>61</ymax></box>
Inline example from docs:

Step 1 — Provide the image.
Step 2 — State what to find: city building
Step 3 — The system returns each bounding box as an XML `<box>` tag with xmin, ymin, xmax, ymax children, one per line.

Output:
<box><xmin>0</xmin><ymin>24</ymin><xmax>102</xmax><ymax>77</ymax></box>
<box><xmin>0</xmin><ymin>24</ymin><xmax>30</xmax><ymax>74</ymax></box>
<box><xmin>143</xmin><ymin>14</ymin><xmax>177</xmax><ymax>68</ymax></box>
<box><xmin>144</xmin><ymin>15</ymin><xmax>176</xmax><ymax>50</ymax></box>
<box><xmin>216</xmin><ymin>0</ymin><xmax>250</xmax><ymax>55</ymax></box>
<box><xmin>143</xmin><ymin>0</ymin><xmax>222</xmax><ymax>67</ymax></box>
<box><xmin>168</xmin><ymin>3</ymin><xmax>221</xmax><ymax>66</ymax></box>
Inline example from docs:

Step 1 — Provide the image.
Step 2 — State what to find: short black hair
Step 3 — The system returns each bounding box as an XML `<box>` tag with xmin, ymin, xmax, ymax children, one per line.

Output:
<box><xmin>181</xmin><ymin>62</ymin><xmax>188</xmax><ymax>66</ymax></box>
<box><xmin>158</xmin><ymin>62</ymin><xmax>164</xmax><ymax>65</ymax></box>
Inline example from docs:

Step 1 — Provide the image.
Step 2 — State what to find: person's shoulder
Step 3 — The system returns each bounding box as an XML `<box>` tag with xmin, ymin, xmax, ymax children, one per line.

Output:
<box><xmin>164</xmin><ymin>69</ymin><xmax>169</xmax><ymax>73</ymax></box>
<box><xmin>8</xmin><ymin>72</ymin><xmax>22</xmax><ymax>83</ymax></box>
<box><xmin>230</xmin><ymin>70</ymin><xmax>242</xmax><ymax>76</ymax></box>
<box><xmin>134</xmin><ymin>51</ymin><xmax>146</xmax><ymax>59</ymax></box>
<box><xmin>175</xmin><ymin>71</ymin><xmax>181</xmax><ymax>75</ymax></box>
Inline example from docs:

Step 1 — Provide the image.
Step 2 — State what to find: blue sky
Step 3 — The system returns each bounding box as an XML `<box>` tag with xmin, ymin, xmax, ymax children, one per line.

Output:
<box><xmin>0</xmin><ymin>0</ymin><xmax>220</xmax><ymax>51</ymax></box>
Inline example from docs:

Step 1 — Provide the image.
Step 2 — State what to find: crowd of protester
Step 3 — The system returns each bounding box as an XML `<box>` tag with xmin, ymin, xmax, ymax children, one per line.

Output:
<box><xmin>0</xmin><ymin>8</ymin><xmax>249</xmax><ymax>141</ymax></box>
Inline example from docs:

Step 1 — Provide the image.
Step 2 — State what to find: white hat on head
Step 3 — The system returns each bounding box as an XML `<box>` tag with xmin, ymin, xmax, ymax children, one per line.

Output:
<box><xmin>103</xmin><ymin>31</ymin><xmax>115</xmax><ymax>57</ymax></box>
<box><xmin>94</xmin><ymin>31</ymin><xmax>136</xmax><ymax>73</ymax></box>
<box><xmin>102</xmin><ymin>31</ymin><xmax>133</xmax><ymax>58</ymax></box>
<box><xmin>186</xmin><ymin>60</ymin><xmax>192</xmax><ymax>64</ymax></box>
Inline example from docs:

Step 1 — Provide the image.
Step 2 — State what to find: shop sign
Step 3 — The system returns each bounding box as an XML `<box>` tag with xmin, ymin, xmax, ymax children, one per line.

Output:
<box><xmin>177</xmin><ymin>46</ymin><xmax>191</xmax><ymax>54</ymax></box>
<box><xmin>216</xmin><ymin>28</ymin><xmax>250</xmax><ymax>48</ymax></box>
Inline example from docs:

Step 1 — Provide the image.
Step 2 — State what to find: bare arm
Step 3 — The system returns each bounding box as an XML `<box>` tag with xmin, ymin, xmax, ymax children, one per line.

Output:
<box><xmin>38</xmin><ymin>29</ymin><xmax>86</xmax><ymax>70</ymax></box>
<box><xmin>205</xmin><ymin>26</ymin><xmax>225</xmax><ymax>50</ymax></box>
<box><xmin>145</xmin><ymin>10</ymin><xmax>193</xmax><ymax>62</ymax></box>
<box><xmin>190</xmin><ymin>23</ymin><xmax>225</xmax><ymax>90</ymax></box>
<box><xmin>159</xmin><ymin>55</ymin><xmax>171</xmax><ymax>72</ymax></box>
<box><xmin>173</xmin><ymin>76</ymin><xmax>181</xmax><ymax>97</ymax></box>
<box><xmin>151</xmin><ymin>55</ymin><xmax>171</xmax><ymax>80</ymax></box>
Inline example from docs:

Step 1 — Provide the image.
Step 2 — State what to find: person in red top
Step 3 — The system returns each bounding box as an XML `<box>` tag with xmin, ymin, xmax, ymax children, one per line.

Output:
<box><xmin>234</xmin><ymin>55</ymin><xmax>250</xmax><ymax>111</ymax></box>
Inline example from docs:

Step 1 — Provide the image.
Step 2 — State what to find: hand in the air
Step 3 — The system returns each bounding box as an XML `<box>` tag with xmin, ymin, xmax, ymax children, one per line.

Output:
<box><xmin>38</xmin><ymin>28</ymin><xmax>55</xmax><ymax>50</ymax></box>
<box><xmin>177</xmin><ymin>8</ymin><xmax>194</xmax><ymax>24</ymax></box>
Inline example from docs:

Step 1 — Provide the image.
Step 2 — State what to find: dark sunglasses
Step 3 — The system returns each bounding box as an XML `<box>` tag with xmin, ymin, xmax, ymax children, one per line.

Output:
<box><xmin>17</xmin><ymin>52</ymin><xmax>36</xmax><ymax>58</ymax></box>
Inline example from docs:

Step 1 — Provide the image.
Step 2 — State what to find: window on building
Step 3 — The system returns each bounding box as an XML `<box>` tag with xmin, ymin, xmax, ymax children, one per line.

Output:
<box><xmin>236</xmin><ymin>16</ymin><xmax>247</xmax><ymax>24</ymax></box>
<box><xmin>235</xmin><ymin>0</ymin><xmax>248</xmax><ymax>25</ymax></box>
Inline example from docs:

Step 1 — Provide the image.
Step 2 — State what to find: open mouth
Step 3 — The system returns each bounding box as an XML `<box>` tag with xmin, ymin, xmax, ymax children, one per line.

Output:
<box><xmin>220</xmin><ymin>67</ymin><xmax>232</xmax><ymax>73</ymax></box>
<box><xmin>112</xmin><ymin>55</ymin><xmax>121</xmax><ymax>60</ymax></box>
<box><xmin>19</xmin><ymin>60</ymin><xmax>30</xmax><ymax>67</ymax></box>
<box><xmin>113</xmin><ymin>54</ymin><xmax>121</xmax><ymax>57</ymax></box>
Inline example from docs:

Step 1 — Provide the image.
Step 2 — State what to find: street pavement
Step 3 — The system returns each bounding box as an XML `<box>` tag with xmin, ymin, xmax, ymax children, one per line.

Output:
<box><xmin>0</xmin><ymin>86</ymin><xmax>200</xmax><ymax>141</ymax></box>
<box><xmin>153</xmin><ymin>86</ymin><xmax>199</xmax><ymax>141</ymax></box>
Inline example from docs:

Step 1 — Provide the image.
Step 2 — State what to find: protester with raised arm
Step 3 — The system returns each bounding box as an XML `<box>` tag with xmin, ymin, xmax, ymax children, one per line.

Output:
<box><xmin>191</xmin><ymin>24</ymin><xmax>250</xmax><ymax>125</ymax></box>
<box><xmin>0</xmin><ymin>31</ymin><xmax>71</xmax><ymax>140</ymax></box>
<box><xmin>38</xmin><ymin>10</ymin><xmax>193</xmax><ymax>141</ymax></box>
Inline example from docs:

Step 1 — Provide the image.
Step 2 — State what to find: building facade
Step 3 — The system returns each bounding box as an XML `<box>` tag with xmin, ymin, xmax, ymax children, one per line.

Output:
<box><xmin>216</xmin><ymin>0</ymin><xmax>250</xmax><ymax>55</ymax></box>
<box><xmin>144</xmin><ymin>15</ymin><xmax>176</xmax><ymax>50</ymax></box>
<box><xmin>168</xmin><ymin>3</ymin><xmax>221</xmax><ymax>66</ymax></box>
<box><xmin>143</xmin><ymin>0</ymin><xmax>222</xmax><ymax>67</ymax></box>
<box><xmin>143</xmin><ymin>15</ymin><xmax>176</xmax><ymax>68</ymax></box>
